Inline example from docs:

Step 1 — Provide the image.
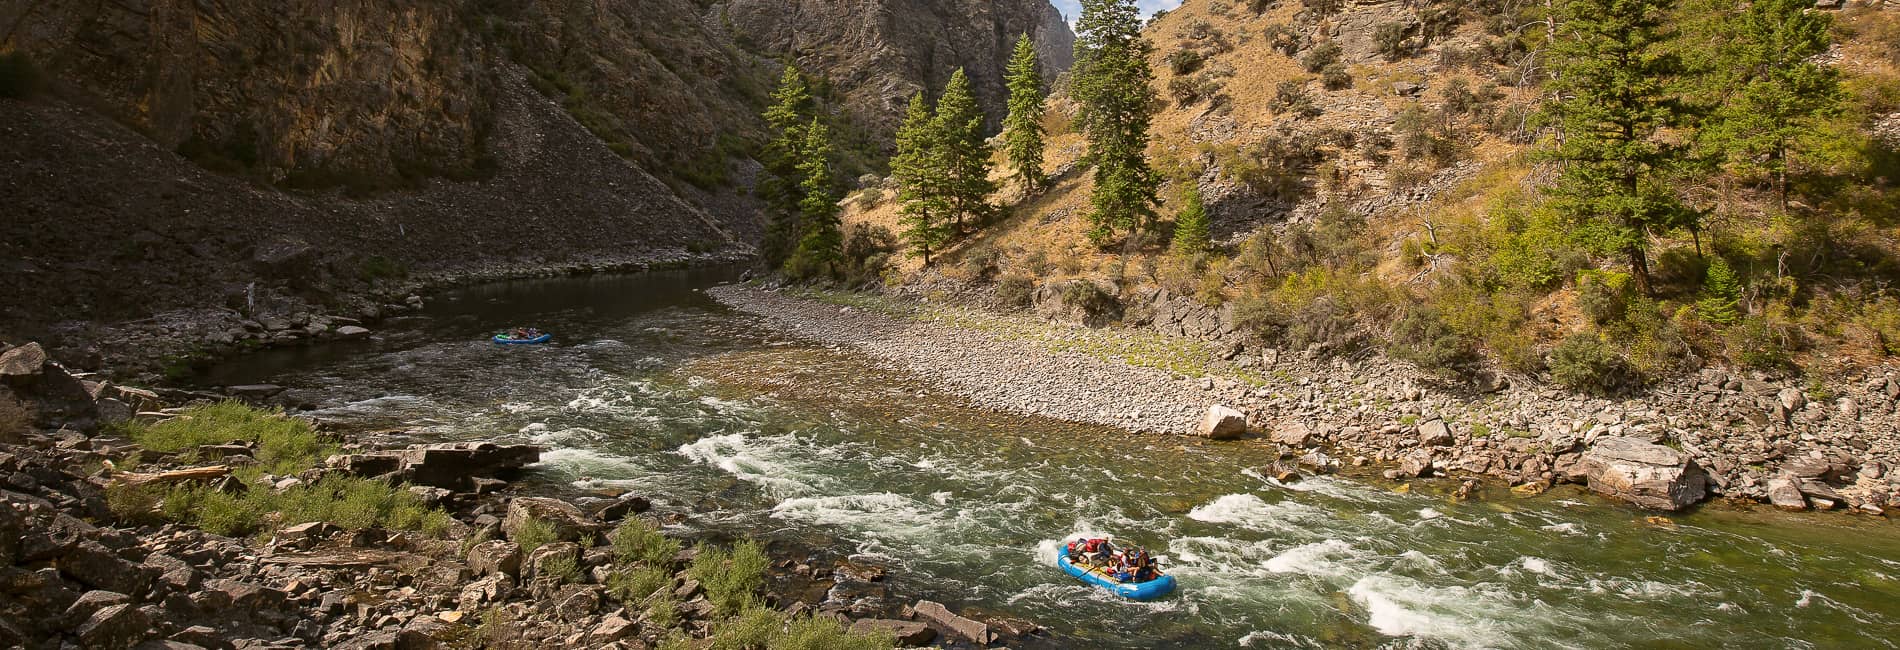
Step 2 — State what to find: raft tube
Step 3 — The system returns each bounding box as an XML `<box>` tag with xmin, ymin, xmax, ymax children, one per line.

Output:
<box><xmin>1056</xmin><ymin>553</ymin><xmax>1176</xmax><ymax>601</ymax></box>
<box><xmin>492</xmin><ymin>333</ymin><xmax>552</xmax><ymax>345</ymax></box>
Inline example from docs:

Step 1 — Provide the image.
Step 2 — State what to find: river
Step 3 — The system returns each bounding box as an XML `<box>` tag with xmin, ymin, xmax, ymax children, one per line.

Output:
<box><xmin>199</xmin><ymin>269</ymin><xmax>1900</xmax><ymax>649</ymax></box>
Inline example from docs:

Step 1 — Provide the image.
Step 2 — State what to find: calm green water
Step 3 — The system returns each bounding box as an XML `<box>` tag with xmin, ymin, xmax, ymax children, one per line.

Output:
<box><xmin>201</xmin><ymin>270</ymin><xmax>1900</xmax><ymax>649</ymax></box>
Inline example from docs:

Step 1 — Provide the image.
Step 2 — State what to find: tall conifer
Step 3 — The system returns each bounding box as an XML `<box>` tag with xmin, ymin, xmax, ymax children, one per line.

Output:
<box><xmin>1544</xmin><ymin>0</ymin><xmax>1689</xmax><ymax>296</ymax></box>
<box><xmin>1072</xmin><ymin>0</ymin><xmax>1159</xmax><ymax>247</ymax></box>
<box><xmin>933</xmin><ymin>69</ymin><xmax>996</xmax><ymax>234</ymax></box>
<box><xmin>1003</xmin><ymin>34</ymin><xmax>1049</xmax><ymax>193</ymax></box>
<box><xmin>760</xmin><ymin>66</ymin><xmax>815</xmax><ymax>267</ymax></box>
<box><xmin>892</xmin><ymin>93</ymin><xmax>951</xmax><ymax>264</ymax></box>
<box><xmin>788</xmin><ymin>118</ymin><xmax>842</xmax><ymax>279</ymax></box>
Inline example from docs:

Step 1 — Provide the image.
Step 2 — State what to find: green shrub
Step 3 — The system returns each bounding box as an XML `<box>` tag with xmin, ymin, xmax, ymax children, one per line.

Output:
<box><xmin>777</xmin><ymin>613</ymin><xmax>895</xmax><ymax>650</ymax></box>
<box><xmin>1320</xmin><ymin>62</ymin><xmax>1352</xmax><ymax>90</ymax></box>
<box><xmin>121</xmin><ymin>402</ymin><xmax>333</xmax><ymax>475</ymax></box>
<box><xmin>610</xmin><ymin>519</ymin><xmax>682</xmax><ymax>566</ymax></box>
<box><xmin>151</xmin><ymin>474</ymin><xmax>452</xmax><ymax>538</ymax></box>
<box><xmin>0</xmin><ymin>52</ymin><xmax>45</xmax><ymax>99</ymax></box>
<box><xmin>1728</xmin><ymin>314</ymin><xmax>1799</xmax><ymax>371</ymax></box>
<box><xmin>1300</xmin><ymin>41</ymin><xmax>1341</xmax><ymax>73</ymax></box>
<box><xmin>1271</xmin><ymin>80</ymin><xmax>1320</xmax><ymax>118</ymax></box>
<box><xmin>691</xmin><ymin>540</ymin><xmax>770</xmax><ymax>615</ymax></box>
<box><xmin>512</xmin><ymin>517</ymin><xmax>559</xmax><ymax>555</ymax></box>
<box><xmin>703</xmin><ymin>606</ymin><xmax>895</xmax><ymax>650</ymax></box>
<box><xmin>646</xmin><ymin>594</ymin><xmax>682</xmax><ymax>629</ymax></box>
<box><xmin>710</xmin><ymin>606</ymin><xmax>783</xmax><ymax>650</ymax></box>
<box><xmin>105</xmin><ymin>484</ymin><xmax>163</xmax><ymax>524</ymax></box>
<box><xmin>1374</xmin><ymin>22</ymin><xmax>1409</xmax><ymax>60</ymax></box>
<box><xmin>1263</xmin><ymin>23</ymin><xmax>1301</xmax><ymax>56</ymax></box>
<box><xmin>1387</xmin><ymin>307</ymin><xmax>1480</xmax><ymax>377</ymax></box>
<box><xmin>607</xmin><ymin>565</ymin><xmax>674</xmax><ymax>604</ymax></box>
<box><xmin>1167</xmin><ymin>49</ymin><xmax>1207</xmax><ymax>75</ymax></box>
<box><xmin>1547</xmin><ymin>333</ymin><xmax>1633</xmax><ymax>394</ymax></box>
<box><xmin>1576</xmin><ymin>270</ymin><xmax>1632</xmax><ymax>326</ymax></box>
<box><xmin>996</xmin><ymin>275</ymin><xmax>1034</xmax><ymax>309</ymax></box>
<box><xmin>539</xmin><ymin>553</ymin><xmax>582</xmax><ymax>585</ymax></box>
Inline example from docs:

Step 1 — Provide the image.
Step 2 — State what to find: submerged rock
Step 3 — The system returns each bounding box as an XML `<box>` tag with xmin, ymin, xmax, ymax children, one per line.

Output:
<box><xmin>1577</xmin><ymin>437</ymin><xmax>1708</xmax><ymax>511</ymax></box>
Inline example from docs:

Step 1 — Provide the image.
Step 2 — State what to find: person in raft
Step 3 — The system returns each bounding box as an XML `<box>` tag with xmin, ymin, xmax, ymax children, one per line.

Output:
<box><xmin>1066</xmin><ymin>538</ymin><xmax>1159</xmax><ymax>583</ymax></box>
<box><xmin>506</xmin><ymin>327</ymin><xmax>542</xmax><ymax>340</ymax></box>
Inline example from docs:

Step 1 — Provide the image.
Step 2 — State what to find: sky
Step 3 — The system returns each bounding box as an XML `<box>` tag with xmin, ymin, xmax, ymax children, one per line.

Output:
<box><xmin>1050</xmin><ymin>0</ymin><xmax>1184</xmax><ymax>28</ymax></box>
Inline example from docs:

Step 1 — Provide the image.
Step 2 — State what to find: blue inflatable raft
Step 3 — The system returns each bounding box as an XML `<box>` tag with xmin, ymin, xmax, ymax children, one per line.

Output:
<box><xmin>1057</xmin><ymin>553</ymin><xmax>1176</xmax><ymax>601</ymax></box>
<box><xmin>492</xmin><ymin>333</ymin><xmax>551</xmax><ymax>345</ymax></box>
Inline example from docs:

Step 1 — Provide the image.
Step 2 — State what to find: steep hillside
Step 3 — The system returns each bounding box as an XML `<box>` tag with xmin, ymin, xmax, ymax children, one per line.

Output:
<box><xmin>848</xmin><ymin>0</ymin><xmax>1900</xmax><ymax>390</ymax></box>
<box><xmin>0</xmin><ymin>0</ymin><xmax>1075</xmax><ymax>355</ymax></box>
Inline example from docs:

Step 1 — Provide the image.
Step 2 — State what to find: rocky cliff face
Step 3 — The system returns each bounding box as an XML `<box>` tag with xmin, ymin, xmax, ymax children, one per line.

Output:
<box><xmin>0</xmin><ymin>0</ymin><xmax>1073</xmax><ymax>349</ymax></box>
<box><xmin>722</xmin><ymin>0</ymin><xmax>1075</xmax><ymax>139</ymax></box>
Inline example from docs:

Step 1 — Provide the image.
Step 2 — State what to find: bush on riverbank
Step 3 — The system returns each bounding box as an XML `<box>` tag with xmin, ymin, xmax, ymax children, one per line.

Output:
<box><xmin>118</xmin><ymin>401</ymin><xmax>333</xmax><ymax>475</ymax></box>
<box><xmin>108</xmin><ymin>402</ymin><xmax>451</xmax><ymax>538</ymax></box>
<box><xmin>691</xmin><ymin>539</ymin><xmax>770</xmax><ymax>615</ymax></box>
<box><xmin>133</xmin><ymin>475</ymin><xmax>452</xmax><ymax>538</ymax></box>
<box><xmin>612</xmin><ymin>517</ymin><xmax>683</xmax><ymax>565</ymax></box>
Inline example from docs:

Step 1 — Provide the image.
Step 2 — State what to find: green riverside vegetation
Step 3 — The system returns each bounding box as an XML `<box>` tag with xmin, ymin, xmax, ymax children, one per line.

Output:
<box><xmin>108</xmin><ymin>402</ymin><xmax>451</xmax><ymax>538</ymax></box>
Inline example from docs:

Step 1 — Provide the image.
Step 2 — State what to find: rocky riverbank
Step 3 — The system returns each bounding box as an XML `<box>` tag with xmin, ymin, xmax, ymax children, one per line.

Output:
<box><xmin>709</xmin><ymin>284</ymin><xmax>1900</xmax><ymax>515</ymax></box>
<box><xmin>0</xmin><ymin>343</ymin><xmax>1032</xmax><ymax>649</ymax></box>
<box><xmin>43</xmin><ymin>249</ymin><xmax>748</xmax><ymax>384</ymax></box>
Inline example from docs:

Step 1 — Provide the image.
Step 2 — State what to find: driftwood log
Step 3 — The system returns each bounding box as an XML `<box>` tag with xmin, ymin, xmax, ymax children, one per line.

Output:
<box><xmin>112</xmin><ymin>464</ymin><xmax>230</xmax><ymax>487</ymax></box>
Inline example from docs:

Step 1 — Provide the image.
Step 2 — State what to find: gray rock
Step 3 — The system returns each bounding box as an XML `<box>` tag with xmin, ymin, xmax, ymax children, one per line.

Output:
<box><xmin>59</xmin><ymin>541</ymin><xmax>154</xmax><ymax>596</ymax></box>
<box><xmin>330</xmin><ymin>442</ymin><xmax>543</xmax><ymax>491</ymax></box>
<box><xmin>64</xmin><ymin>590</ymin><xmax>131</xmax><ymax>625</ymax></box>
<box><xmin>913</xmin><ymin>600</ymin><xmax>989</xmax><ymax>644</ymax></box>
<box><xmin>1270</xmin><ymin>421</ymin><xmax>1316</xmax><ymax>447</ymax></box>
<box><xmin>0</xmin><ymin>342</ymin><xmax>48</xmax><ymax>379</ymax></box>
<box><xmin>588</xmin><ymin>614</ymin><xmax>637</xmax><ymax>643</ymax></box>
<box><xmin>1766</xmin><ymin>477</ymin><xmax>1808</xmax><ymax>510</ymax></box>
<box><xmin>524</xmin><ymin>542</ymin><xmax>581</xmax><ymax>581</ymax></box>
<box><xmin>504</xmin><ymin>498</ymin><xmax>598</xmax><ymax>544</ymax></box>
<box><xmin>223</xmin><ymin>384</ymin><xmax>285</xmax><ymax>399</ymax></box>
<box><xmin>1777</xmin><ymin>387</ymin><xmax>1807</xmax><ymax>413</ymax></box>
<box><xmin>334</xmin><ymin>325</ymin><xmax>372</xmax><ymax>339</ymax></box>
<box><xmin>1577</xmin><ymin>437</ymin><xmax>1708</xmax><ymax>511</ymax></box>
<box><xmin>1417</xmin><ymin>419</ymin><xmax>1453</xmax><ymax>447</ymax></box>
<box><xmin>593</xmin><ymin>493</ymin><xmax>651</xmax><ymax>521</ymax></box>
<box><xmin>75</xmin><ymin>603</ymin><xmax>150</xmax><ymax>650</ymax></box>
<box><xmin>1194</xmin><ymin>405</ymin><xmax>1247</xmax><ymax>440</ymax></box>
<box><xmin>1396</xmin><ymin>449</ymin><xmax>1434</xmax><ymax>479</ymax></box>
<box><xmin>467</xmin><ymin>540</ymin><xmax>523</xmax><ymax>578</ymax></box>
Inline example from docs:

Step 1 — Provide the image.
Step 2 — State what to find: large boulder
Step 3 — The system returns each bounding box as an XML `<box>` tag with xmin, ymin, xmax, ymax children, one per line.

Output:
<box><xmin>1269</xmin><ymin>421</ymin><xmax>1316</xmax><ymax>447</ymax></box>
<box><xmin>467</xmin><ymin>540</ymin><xmax>523</xmax><ymax>578</ymax></box>
<box><xmin>1417</xmin><ymin>419</ymin><xmax>1453</xmax><ymax>447</ymax></box>
<box><xmin>329</xmin><ymin>442</ymin><xmax>543</xmax><ymax>491</ymax></box>
<box><xmin>0</xmin><ymin>343</ymin><xmax>47</xmax><ymax>381</ymax></box>
<box><xmin>1765</xmin><ymin>477</ymin><xmax>1808</xmax><ymax>511</ymax></box>
<box><xmin>503</xmin><ymin>497</ymin><xmax>598</xmax><ymax>543</ymax></box>
<box><xmin>913</xmin><ymin>600</ymin><xmax>989</xmax><ymax>644</ymax></box>
<box><xmin>1576</xmin><ymin>437</ymin><xmax>1708</xmax><ymax>511</ymax></box>
<box><xmin>1194</xmin><ymin>405</ymin><xmax>1248</xmax><ymax>440</ymax></box>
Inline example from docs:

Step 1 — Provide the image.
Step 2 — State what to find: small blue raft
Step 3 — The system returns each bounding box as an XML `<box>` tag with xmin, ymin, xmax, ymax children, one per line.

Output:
<box><xmin>492</xmin><ymin>333</ymin><xmax>552</xmax><ymax>345</ymax></box>
<box><xmin>1057</xmin><ymin>553</ymin><xmax>1177</xmax><ymax>601</ymax></box>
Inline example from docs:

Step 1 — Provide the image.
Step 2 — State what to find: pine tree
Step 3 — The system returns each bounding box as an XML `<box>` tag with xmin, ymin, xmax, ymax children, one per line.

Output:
<box><xmin>1544</xmin><ymin>0</ymin><xmax>1690</xmax><ymax>297</ymax></box>
<box><xmin>1703</xmin><ymin>0</ymin><xmax>1841</xmax><ymax>212</ymax></box>
<box><xmin>892</xmin><ymin>93</ymin><xmax>952</xmax><ymax>264</ymax></box>
<box><xmin>1003</xmin><ymin>34</ymin><xmax>1049</xmax><ymax>194</ymax></box>
<box><xmin>1170</xmin><ymin>184</ymin><xmax>1209</xmax><ymax>256</ymax></box>
<box><xmin>787</xmin><ymin>118</ymin><xmax>842</xmax><ymax>279</ymax></box>
<box><xmin>760</xmin><ymin>66</ymin><xmax>815</xmax><ymax>267</ymax></box>
<box><xmin>933</xmin><ymin>68</ymin><xmax>996</xmax><ymax>234</ymax></box>
<box><xmin>1697</xmin><ymin>257</ymin><xmax>1742</xmax><ymax>325</ymax></box>
<box><xmin>1072</xmin><ymin>0</ymin><xmax>1160</xmax><ymax>247</ymax></box>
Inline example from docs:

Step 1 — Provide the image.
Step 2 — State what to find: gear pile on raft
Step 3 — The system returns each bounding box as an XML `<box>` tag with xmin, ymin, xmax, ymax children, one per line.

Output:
<box><xmin>1057</xmin><ymin>537</ymin><xmax>1176</xmax><ymax>600</ymax></box>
